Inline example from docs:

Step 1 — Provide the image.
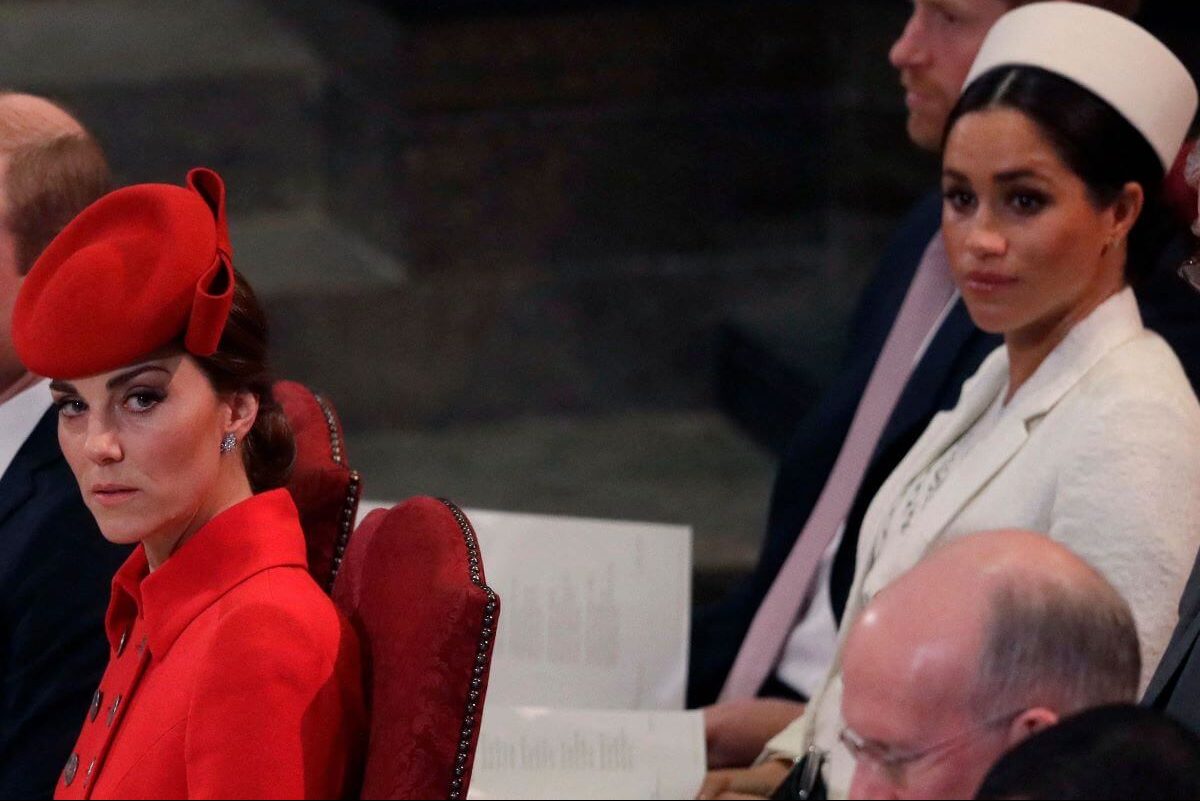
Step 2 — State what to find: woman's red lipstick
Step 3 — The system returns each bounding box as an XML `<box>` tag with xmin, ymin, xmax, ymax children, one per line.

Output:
<box><xmin>964</xmin><ymin>271</ymin><xmax>1018</xmax><ymax>293</ymax></box>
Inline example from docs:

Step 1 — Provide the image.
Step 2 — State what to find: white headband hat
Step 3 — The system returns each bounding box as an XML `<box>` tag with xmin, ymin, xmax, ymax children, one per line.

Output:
<box><xmin>964</xmin><ymin>1</ymin><xmax>1197</xmax><ymax>170</ymax></box>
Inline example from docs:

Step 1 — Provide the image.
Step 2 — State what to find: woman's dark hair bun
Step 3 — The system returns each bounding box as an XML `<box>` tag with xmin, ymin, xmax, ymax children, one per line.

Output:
<box><xmin>194</xmin><ymin>271</ymin><xmax>295</xmax><ymax>492</ymax></box>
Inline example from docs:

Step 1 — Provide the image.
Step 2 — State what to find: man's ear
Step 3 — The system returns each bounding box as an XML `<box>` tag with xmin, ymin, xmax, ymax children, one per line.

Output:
<box><xmin>1005</xmin><ymin>707</ymin><xmax>1059</xmax><ymax>748</ymax></box>
<box><xmin>223</xmin><ymin>390</ymin><xmax>259</xmax><ymax>442</ymax></box>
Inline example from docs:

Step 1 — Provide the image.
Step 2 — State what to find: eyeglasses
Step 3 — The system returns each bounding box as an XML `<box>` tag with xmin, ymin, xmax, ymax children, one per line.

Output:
<box><xmin>838</xmin><ymin>709</ymin><xmax>1021</xmax><ymax>788</ymax></box>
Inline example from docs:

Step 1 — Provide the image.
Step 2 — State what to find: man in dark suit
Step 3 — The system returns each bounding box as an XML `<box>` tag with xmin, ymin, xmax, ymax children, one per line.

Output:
<box><xmin>1142</xmin><ymin>553</ymin><xmax>1200</xmax><ymax>733</ymax></box>
<box><xmin>0</xmin><ymin>94</ymin><xmax>127</xmax><ymax>799</ymax></box>
<box><xmin>689</xmin><ymin>0</ymin><xmax>1200</xmax><ymax>781</ymax></box>
<box><xmin>1143</xmin><ymin>141</ymin><xmax>1200</xmax><ymax>732</ymax></box>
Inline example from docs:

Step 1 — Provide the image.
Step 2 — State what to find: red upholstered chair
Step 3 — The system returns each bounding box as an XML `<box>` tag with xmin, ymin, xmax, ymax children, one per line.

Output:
<box><xmin>1167</xmin><ymin>138</ymin><xmax>1198</xmax><ymax>227</ymax></box>
<box><xmin>273</xmin><ymin>380</ymin><xmax>363</xmax><ymax>592</ymax></box>
<box><xmin>332</xmin><ymin>498</ymin><xmax>500</xmax><ymax>801</ymax></box>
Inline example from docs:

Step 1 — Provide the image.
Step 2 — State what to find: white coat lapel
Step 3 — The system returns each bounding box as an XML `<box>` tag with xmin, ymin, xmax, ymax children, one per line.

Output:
<box><xmin>1003</xmin><ymin>288</ymin><xmax>1145</xmax><ymax>424</ymax></box>
<box><xmin>855</xmin><ymin>346</ymin><xmax>1009</xmax><ymax>566</ymax></box>
<box><xmin>902</xmin><ymin>413</ymin><xmax>1028</xmax><ymax>555</ymax></box>
<box><xmin>859</xmin><ymin>288</ymin><xmax>1145</xmax><ymax>570</ymax></box>
<box><xmin>902</xmin><ymin>288</ymin><xmax>1146</xmax><ymax>555</ymax></box>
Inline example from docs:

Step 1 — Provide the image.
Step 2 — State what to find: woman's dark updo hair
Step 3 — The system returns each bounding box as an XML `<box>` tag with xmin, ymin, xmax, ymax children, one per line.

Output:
<box><xmin>944</xmin><ymin>66</ymin><xmax>1180</xmax><ymax>286</ymax></box>
<box><xmin>192</xmin><ymin>271</ymin><xmax>295</xmax><ymax>493</ymax></box>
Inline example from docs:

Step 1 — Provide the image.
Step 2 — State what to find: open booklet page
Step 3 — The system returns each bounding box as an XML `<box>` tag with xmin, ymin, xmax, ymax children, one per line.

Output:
<box><xmin>464</xmin><ymin>508</ymin><xmax>692</xmax><ymax>710</ymax></box>
<box><xmin>357</xmin><ymin>502</ymin><xmax>693</xmax><ymax>709</ymax></box>
<box><xmin>467</xmin><ymin>707</ymin><xmax>706</xmax><ymax>800</ymax></box>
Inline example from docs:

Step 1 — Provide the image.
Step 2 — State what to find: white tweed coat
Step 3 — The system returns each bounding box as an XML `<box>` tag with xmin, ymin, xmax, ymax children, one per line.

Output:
<box><xmin>766</xmin><ymin>287</ymin><xmax>1200</xmax><ymax>797</ymax></box>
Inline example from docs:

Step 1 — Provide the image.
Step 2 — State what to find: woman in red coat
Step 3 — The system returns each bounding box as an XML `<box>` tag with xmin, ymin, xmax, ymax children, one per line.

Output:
<box><xmin>12</xmin><ymin>169</ymin><xmax>366</xmax><ymax>799</ymax></box>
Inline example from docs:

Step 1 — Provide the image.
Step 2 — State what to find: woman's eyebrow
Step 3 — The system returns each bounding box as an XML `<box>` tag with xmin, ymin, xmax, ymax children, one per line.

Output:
<box><xmin>994</xmin><ymin>168</ymin><xmax>1044</xmax><ymax>183</ymax></box>
<box><xmin>105</xmin><ymin>365</ymin><xmax>171</xmax><ymax>391</ymax></box>
<box><xmin>48</xmin><ymin>365</ymin><xmax>170</xmax><ymax>396</ymax></box>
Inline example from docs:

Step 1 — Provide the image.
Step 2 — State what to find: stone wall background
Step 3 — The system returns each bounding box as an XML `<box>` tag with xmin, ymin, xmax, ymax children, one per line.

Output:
<box><xmin>266</xmin><ymin>0</ymin><xmax>931</xmax><ymax>434</ymax></box>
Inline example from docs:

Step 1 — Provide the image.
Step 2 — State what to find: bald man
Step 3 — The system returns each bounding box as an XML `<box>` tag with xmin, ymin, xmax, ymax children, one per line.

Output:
<box><xmin>701</xmin><ymin>531</ymin><xmax>1140</xmax><ymax>799</ymax></box>
<box><xmin>0</xmin><ymin>93</ymin><xmax>125</xmax><ymax>798</ymax></box>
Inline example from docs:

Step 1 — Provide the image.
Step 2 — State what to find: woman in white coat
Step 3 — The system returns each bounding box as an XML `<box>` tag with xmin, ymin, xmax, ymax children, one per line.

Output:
<box><xmin>763</xmin><ymin>4</ymin><xmax>1200</xmax><ymax>797</ymax></box>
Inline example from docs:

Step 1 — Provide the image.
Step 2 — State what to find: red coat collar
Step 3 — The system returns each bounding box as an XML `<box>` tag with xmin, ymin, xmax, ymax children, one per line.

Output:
<box><xmin>105</xmin><ymin>489</ymin><xmax>308</xmax><ymax>659</ymax></box>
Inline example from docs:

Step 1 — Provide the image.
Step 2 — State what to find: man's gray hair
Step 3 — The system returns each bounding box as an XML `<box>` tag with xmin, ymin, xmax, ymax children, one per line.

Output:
<box><xmin>969</xmin><ymin>570</ymin><xmax>1141</xmax><ymax>718</ymax></box>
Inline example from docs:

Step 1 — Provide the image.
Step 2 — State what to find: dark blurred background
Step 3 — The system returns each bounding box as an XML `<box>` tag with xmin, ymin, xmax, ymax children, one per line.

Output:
<box><xmin>1</xmin><ymin>0</ymin><xmax>1196</xmax><ymax>598</ymax></box>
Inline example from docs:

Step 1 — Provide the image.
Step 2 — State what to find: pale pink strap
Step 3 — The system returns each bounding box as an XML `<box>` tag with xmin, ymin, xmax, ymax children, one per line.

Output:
<box><xmin>718</xmin><ymin>236</ymin><xmax>956</xmax><ymax>701</ymax></box>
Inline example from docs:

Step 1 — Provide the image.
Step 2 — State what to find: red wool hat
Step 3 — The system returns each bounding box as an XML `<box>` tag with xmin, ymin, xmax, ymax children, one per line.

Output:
<box><xmin>12</xmin><ymin>168</ymin><xmax>235</xmax><ymax>379</ymax></box>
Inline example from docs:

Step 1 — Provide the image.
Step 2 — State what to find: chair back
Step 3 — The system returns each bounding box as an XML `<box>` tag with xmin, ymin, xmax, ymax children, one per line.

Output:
<box><xmin>333</xmin><ymin>498</ymin><xmax>499</xmax><ymax>800</ymax></box>
<box><xmin>274</xmin><ymin>380</ymin><xmax>363</xmax><ymax>591</ymax></box>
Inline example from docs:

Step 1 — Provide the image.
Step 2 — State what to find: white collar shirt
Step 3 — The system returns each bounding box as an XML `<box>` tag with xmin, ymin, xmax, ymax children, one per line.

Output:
<box><xmin>0</xmin><ymin>379</ymin><xmax>52</xmax><ymax>478</ymax></box>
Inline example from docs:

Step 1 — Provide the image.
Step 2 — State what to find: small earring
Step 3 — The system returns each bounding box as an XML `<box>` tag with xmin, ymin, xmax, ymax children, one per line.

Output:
<box><xmin>220</xmin><ymin>433</ymin><xmax>237</xmax><ymax>455</ymax></box>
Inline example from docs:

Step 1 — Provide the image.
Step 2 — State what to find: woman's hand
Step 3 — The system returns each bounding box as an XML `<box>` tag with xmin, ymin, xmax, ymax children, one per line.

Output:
<box><xmin>703</xmin><ymin>698</ymin><xmax>807</xmax><ymax>769</ymax></box>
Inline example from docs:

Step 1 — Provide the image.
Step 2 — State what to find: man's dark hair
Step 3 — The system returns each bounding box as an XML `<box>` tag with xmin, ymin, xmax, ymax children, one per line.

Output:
<box><xmin>976</xmin><ymin>704</ymin><xmax>1200</xmax><ymax>800</ymax></box>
